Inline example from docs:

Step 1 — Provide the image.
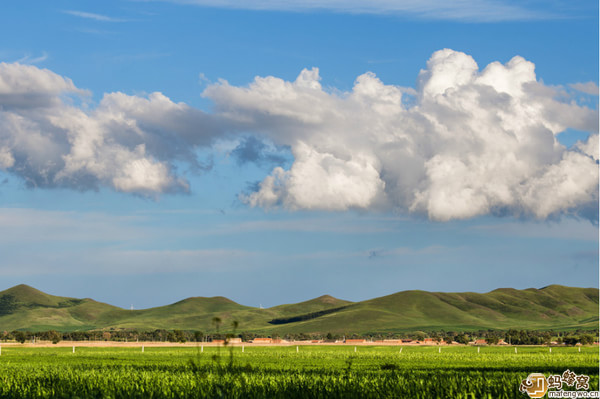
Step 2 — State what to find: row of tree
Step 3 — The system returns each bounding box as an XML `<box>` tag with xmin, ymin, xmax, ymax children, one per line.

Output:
<box><xmin>1</xmin><ymin>328</ymin><xmax>597</xmax><ymax>345</ymax></box>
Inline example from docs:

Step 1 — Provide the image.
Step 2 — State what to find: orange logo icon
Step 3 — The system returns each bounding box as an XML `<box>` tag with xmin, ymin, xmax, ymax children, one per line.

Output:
<box><xmin>519</xmin><ymin>373</ymin><xmax>548</xmax><ymax>398</ymax></box>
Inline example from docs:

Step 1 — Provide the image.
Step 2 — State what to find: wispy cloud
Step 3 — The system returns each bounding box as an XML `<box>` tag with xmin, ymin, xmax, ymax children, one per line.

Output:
<box><xmin>155</xmin><ymin>0</ymin><xmax>559</xmax><ymax>22</ymax></box>
<box><xmin>470</xmin><ymin>218</ymin><xmax>599</xmax><ymax>241</ymax></box>
<box><xmin>0</xmin><ymin>208</ymin><xmax>148</xmax><ymax>244</ymax></box>
<box><xmin>63</xmin><ymin>10</ymin><xmax>127</xmax><ymax>22</ymax></box>
<box><xmin>569</xmin><ymin>82</ymin><xmax>599</xmax><ymax>96</ymax></box>
<box><xmin>88</xmin><ymin>248</ymin><xmax>263</xmax><ymax>274</ymax></box>
<box><xmin>210</xmin><ymin>217</ymin><xmax>397</xmax><ymax>235</ymax></box>
<box><xmin>15</xmin><ymin>52</ymin><xmax>48</xmax><ymax>64</ymax></box>
<box><xmin>0</xmin><ymin>247</ymin><xmax>264</xmax><ymax>276</ymax></box>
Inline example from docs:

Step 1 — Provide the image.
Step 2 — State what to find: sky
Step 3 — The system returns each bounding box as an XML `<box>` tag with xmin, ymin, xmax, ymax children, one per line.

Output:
<box><xmin>0</xmin><ymin>0</ymin><xmax>598</xmax><ymax>309</ymax></box>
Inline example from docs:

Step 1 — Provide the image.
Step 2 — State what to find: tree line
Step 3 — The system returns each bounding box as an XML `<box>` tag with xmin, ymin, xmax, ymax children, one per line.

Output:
<box><xmin>1</xmin><ymin>328</ymin><xmax>597</xmax><ymax>345</ymax></box>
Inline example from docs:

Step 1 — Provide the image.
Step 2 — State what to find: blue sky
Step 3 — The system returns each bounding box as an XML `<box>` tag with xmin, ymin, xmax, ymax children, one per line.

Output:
<box><xmin>0</xmin><ymin>0</ymin><xmax>598</xmax><ymax>309</ymax></box>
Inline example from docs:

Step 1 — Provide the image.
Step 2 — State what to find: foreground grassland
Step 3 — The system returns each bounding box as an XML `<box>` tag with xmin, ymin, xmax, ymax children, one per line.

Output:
<box><xmin>0</xmin><ymin>346</ymin><xmax>597</xmax><ymax>398</ymax></box>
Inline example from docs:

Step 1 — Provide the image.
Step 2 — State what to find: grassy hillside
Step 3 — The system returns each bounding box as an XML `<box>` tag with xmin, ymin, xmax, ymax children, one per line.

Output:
<box><xmin>264</xmin><ymin>285</ymin><xmax>599</xmax><ymax>334</ymax></box>
<box><xmin>268</xmin><ymin>295</ymin><xmax>353</xmax><ymax>317</ymax></box>
<box><xmin>0</xmin><ymin>284</ymin><xmax>597</xmax><ymax>333</ymax></box>
<box><xmin>98</xmin><ymin>296</ymin><xmax>260</xmax><ymax>331</ymax></box>
<box><xmin>0</xmin><ymin>284</ymin><xmax>123</xmax><ymax>331</ymax></box>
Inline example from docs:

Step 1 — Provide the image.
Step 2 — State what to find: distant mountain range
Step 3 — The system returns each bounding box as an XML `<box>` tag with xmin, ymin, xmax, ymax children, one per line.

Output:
<box><xmin>0</xmin><ymin>284</ymin><xmax>597</xmax><ymax>333</ymax></box>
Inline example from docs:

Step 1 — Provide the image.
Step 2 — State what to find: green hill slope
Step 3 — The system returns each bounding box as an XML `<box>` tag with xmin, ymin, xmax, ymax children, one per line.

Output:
<box><xmin>0</xmin><ymin>284</ymin><xmax>123</xmax><ymax>331</ymax></box>
<box><xmin>99</xmin><ymin>296</ymin><xmax>260</xmax><ymax>331</ymax></box>
<box><xmin>0</xmin><ymin>284</ymin><xmax>597</xmax><ymax>333</ymax></box>
<box><xmin>268</xmin><ymin>295</ymin><xmax>353</xmax><ymax>317</ymax></box>
<box><xmin>265</xmin><ymin>285</ymin><xmax>599</xmax><ymax>334</ymax></box>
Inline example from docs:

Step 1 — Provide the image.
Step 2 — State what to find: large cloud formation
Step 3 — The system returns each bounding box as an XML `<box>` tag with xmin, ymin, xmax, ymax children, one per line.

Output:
<box><xmin>206</xmin><ymin>49</ymin><xmax>598</xmax><ymax>221</ymax></box>
<box><xmin>0</xmin><ymin>49</ymin><xmax>598</xmax><ymax>220</ymax></box>
<box><xmin>0</xmin><ymin>62</ymin><xmax>221</xmax><ymax>194</ymax></box>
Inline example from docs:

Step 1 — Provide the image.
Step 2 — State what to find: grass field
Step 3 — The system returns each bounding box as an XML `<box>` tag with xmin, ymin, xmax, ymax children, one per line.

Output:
<box><xmin>0</xmin><ymin>345</ymin><xmax>597</xmax><ymax>398</ymax></box>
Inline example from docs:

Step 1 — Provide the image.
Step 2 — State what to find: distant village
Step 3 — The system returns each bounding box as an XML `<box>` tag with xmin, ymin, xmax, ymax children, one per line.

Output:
<box><xmin>2</xmin><ymin>329</ymin><xmax>598</xmax><ymax>347</ymax></box>
<box><xmin>218</xmin><ymin>337</ymin><xmax>595</xmax><ymax>346</ymax></box>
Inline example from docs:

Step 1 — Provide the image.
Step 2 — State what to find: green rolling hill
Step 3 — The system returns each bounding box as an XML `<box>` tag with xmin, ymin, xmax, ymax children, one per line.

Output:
<box><xmin>0</xmin><ymin>284</ymin><xmax>597</xmax><ymax>333</ymax></box>
<box><xmin>0</xmin><ymin>284</ymin><xmax>123</xmax><ymax>331</ymax></box>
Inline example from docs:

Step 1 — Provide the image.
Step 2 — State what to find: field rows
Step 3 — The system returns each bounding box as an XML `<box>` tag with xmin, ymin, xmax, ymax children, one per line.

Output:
<box><xmin>0</xmin><ymin>346</ymin><xmax>597</xmax><ymax>398</ymax></box>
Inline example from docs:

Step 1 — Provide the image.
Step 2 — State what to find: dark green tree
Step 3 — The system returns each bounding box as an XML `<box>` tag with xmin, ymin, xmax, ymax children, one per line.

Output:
<box><xmin>13</xmin><ymin>330</ymin><xmax>27</xmax><ymax>344</ymax></box>
<box><xmin>173</xmin><ymin>330</ymin><xmax>186</xmax><ymax>343</ymax></box>
<box><xmin>50</xmin><ymin>330</ymin><xmax>62</xmax><ymax>344</ymax></box>
<box><xmin>454</xmin><ymin>334</ymin><xmax>469</xmax><ymax>345</ymax></box>
<box><xmin>579</xmin><ymin>334</ymin><xmax>595</xmax><ymax>345</ymax></box>
<box><xmin>0</xmin><ymin>294</ymin><xmax>18</xmax><ymax>316</ymax></box>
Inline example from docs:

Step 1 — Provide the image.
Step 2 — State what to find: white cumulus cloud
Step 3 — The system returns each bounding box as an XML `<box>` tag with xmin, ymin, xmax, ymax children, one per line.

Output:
<box><xmin>0</xmin><ymin>63</ymin><xmax>221</xmax><ymax>195</ymax></box>
<box><xmin>0</xmin><ymin>50</ymin><xmax>597</xmax><ymax>221</ymax></box>
<box><xmin>204</xmin><ymin>49</ymin><xmax>598</xmax><ymax>221</ymax></box>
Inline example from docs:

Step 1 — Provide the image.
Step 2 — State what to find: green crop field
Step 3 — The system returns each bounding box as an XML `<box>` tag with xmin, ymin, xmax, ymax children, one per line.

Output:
<box><xmin>0</xmin><ymin>345</ymin><xmax>597</xmax><ymax>398</ymax></box>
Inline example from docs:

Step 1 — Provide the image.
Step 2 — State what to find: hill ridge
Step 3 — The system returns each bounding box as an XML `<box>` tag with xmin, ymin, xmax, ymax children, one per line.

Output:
<box><xmin>0</xmin><ymin>284</ymin><xmax>597</xmax><ymax>333</ymax></box>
